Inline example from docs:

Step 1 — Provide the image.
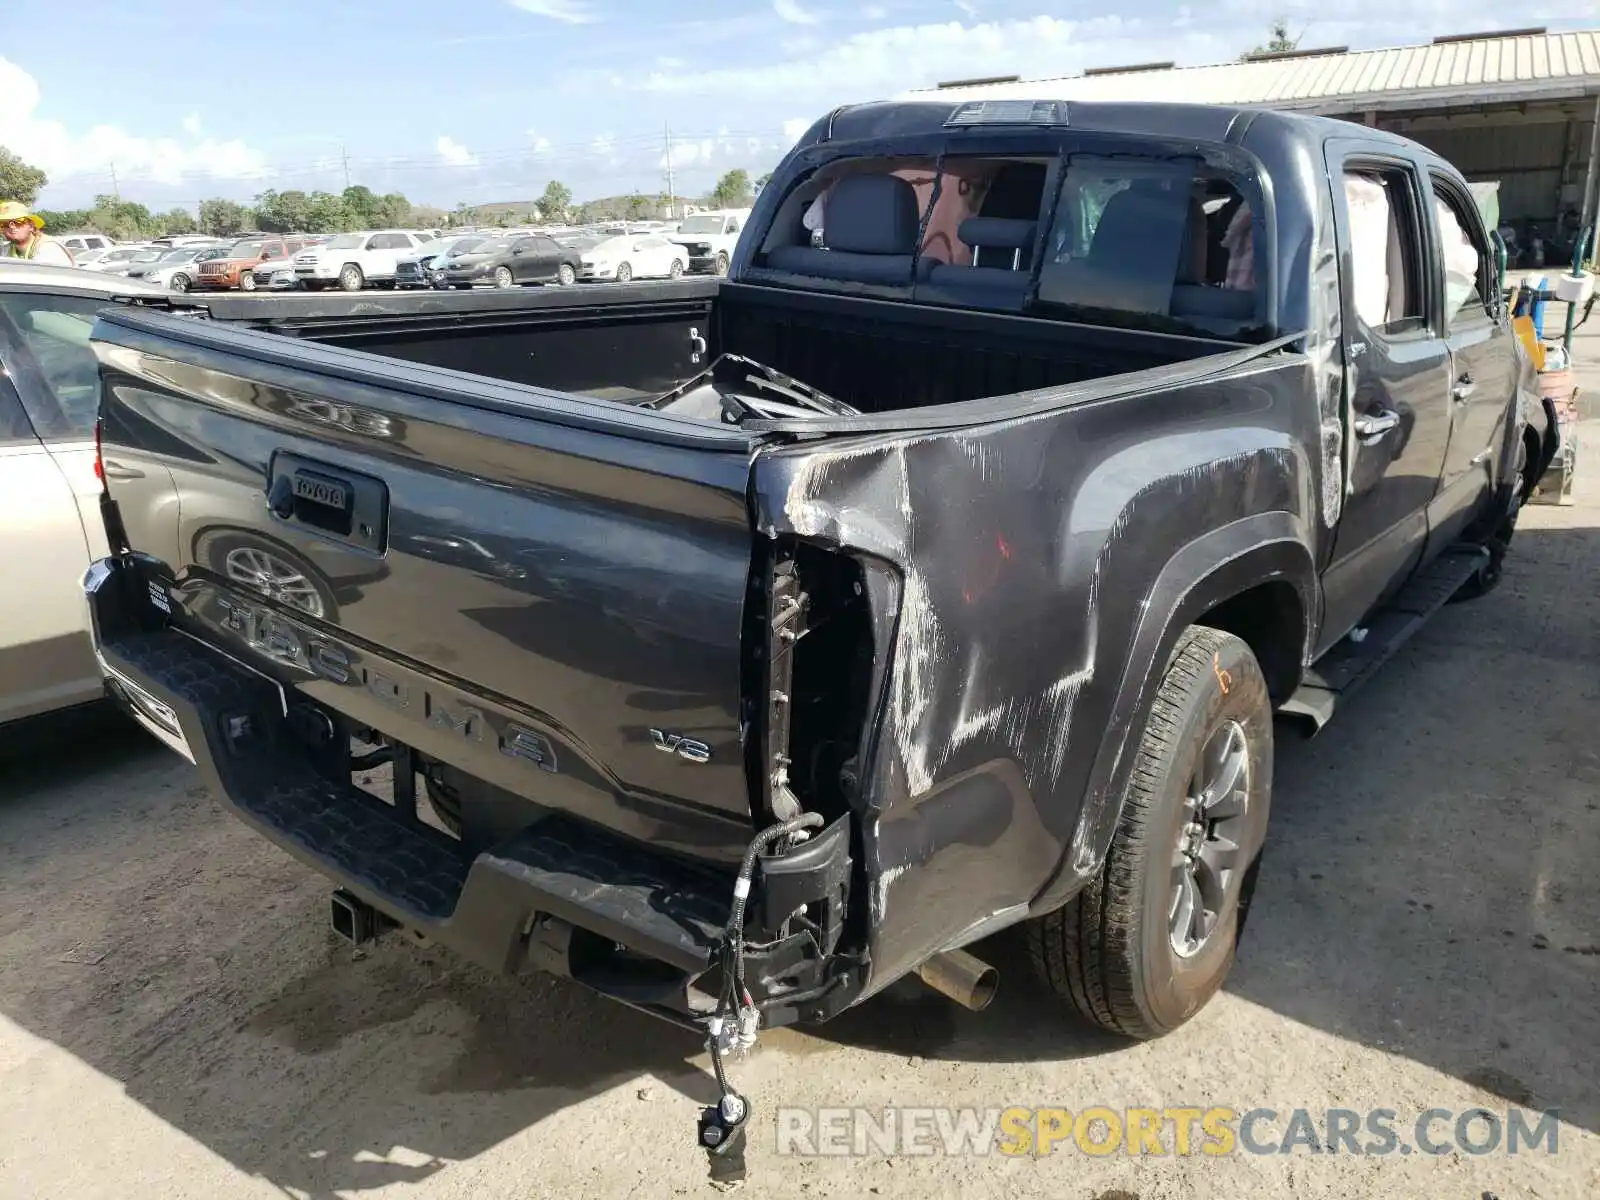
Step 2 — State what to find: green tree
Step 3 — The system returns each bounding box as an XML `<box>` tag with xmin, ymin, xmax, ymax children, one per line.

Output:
<box><xmin>0</xmin><ymin>147</ymin><xmax>48</xmax><ymax>204</ymax></box>
<box><xmin>160</xmin><ymin>207</ymin><xmax>198</xmax><ymax>235</ymax></box>
<box><xmin>88</xmin><ymin>194</ymin><xmax>158</xmax><ymax>241</ymax></box>
<box><xmin>754</xmin><ymin>172</ymin><xmax>773</xmax><ymax>194</ymax></box>
<box><xmin>372</xmin><ymin>192</ymin><xmax>411</xmax><ymax>228</ymax></box>
<box><xmin>199</xmin><ymin>198</ymin><xmax>252</xmax><ymax>237</ymax></box>
<box><xmin>341</xmin><ymin>185</ymin><xmax>379</xmax><ymax>227</ymax></box>
<box><xmin>1243</xmin><ymin>19</ymin><xmax>1299</xmax><ymax>57</ymax></box>
<box><xmin>624</xmin><ymin>192</ymin><xmax>652</xmax><ymax>220</ymax></box>
<box><xmin>34</xmin><ymin>208</ymin><xmax>92</xmax><ymax>232</ymax></box>
<box><xmin>538</xmin><ymin>181</ymin><xmax>572</xmax><ymax>223</ymax></box>
<box><xmin>255</xmin><ymin>188</ymin><xmax>313</xmax><ymax>232</ymax></box>
<box><xmin>410</xmin><ymin>204</ymin><xmax>448</xmax><ymax>228</ymax></box>
<box><xmin>709</xmin><ymin>169</ymin><xmax>752</xmax><ymax>209</ymax></box>
<box><xmin>304</xmin><ymin>191</ymin><xmax>351</xmax><ymax>233</ymax></box>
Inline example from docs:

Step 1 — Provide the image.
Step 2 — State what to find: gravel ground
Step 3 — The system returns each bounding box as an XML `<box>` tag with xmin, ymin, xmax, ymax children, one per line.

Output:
<box><xmin>3</xmin><ymin>414</ymin><xmax>1599</xmax><ymax>1198</ymax></box>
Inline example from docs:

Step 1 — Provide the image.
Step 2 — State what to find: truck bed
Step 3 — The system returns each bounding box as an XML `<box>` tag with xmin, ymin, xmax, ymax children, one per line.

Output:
<box><xmin>200</xmin><ymin>279</ymin><xmax>1239</xmax><ymax>415</ymax></box>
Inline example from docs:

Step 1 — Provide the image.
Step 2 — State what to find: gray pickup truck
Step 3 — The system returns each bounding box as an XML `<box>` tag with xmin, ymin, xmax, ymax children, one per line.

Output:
<box><xmin>81</xmin><ymin>100</ymin><xmax>1553</xmax><ymax>1112</ymax></box>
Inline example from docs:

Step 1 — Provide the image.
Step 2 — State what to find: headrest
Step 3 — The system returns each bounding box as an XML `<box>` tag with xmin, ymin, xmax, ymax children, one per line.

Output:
<box><xmin>826</xmin><ymin>174</ymin><xmax>921</xmax><ymax>255</ymax></box>
<box><xmin>959</xmin><ymin>217</ymin><xmax>1038</xmax><ymax>250</ymax></box>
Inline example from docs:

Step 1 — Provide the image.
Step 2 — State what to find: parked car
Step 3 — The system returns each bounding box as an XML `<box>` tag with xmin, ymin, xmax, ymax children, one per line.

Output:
<box><xmin>578</xmin><ymin>232</ymin><xmax>687</xmax><ymax>282</ymax></box>
<box><xmin>194</xmin><ymin>236</ymin><xmax>311</xmax><ymax>291</ymax></box>
<box><xmin>292</xmin><ymin>230</ymin><xmax>430</xmax><ymax>292</ymax></box>
<box><xmin>250</xmin><ymin>259</ymin><xmax>302</xmax><ymax>291</ymax></box>
<box><xmin>77</xmin><ymin>244</ymin><xmax>157</xmax><ymax>274</ymax></box>
<box><xmin>107</xmin><ymin>245</ymin><xmax>176</xmax><ymax>277</ymax></box>
<box><xmin>57</xmin><ymin>232</ymin><xmax>114</xmax><ymax>256</ymax></box>
<box><xmin>0</xmin><ymin>262</ymin><xmax>172</xmax><ymax>725</ymax></box>
<box><xmin>67</xmin><ymin>248</ymin><xmax>114</xmax><ymax>270</ymax></box>
<box><xmin>141</xmin><ymin>246</ymin><xmax>229</xmax><ymax>293</ymax></box>
<box><xmin>438</xmin><ymin>233</ymin><xmax>582</xmax><ymax>288</ymax></box>
<box><xmin>666</xmin><ymin>208</ymin><xmax>751</xmax><ymax>275</ymax></box>
<box><xmin>395</xmin><ymin>234</ymin><xmax>489</xmax><ymax>289</ymax></box>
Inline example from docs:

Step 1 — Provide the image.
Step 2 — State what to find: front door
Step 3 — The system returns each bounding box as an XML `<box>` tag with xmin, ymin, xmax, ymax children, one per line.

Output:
<box><xmin>1318</xmin><ymin>150</ymin><xmax>1454</xmax><ymax>651</ymax></box>
<box><xmin>1425</xmin><ymin>171</ymin><xmax>1518</xmax><ymax>556</ymax></box>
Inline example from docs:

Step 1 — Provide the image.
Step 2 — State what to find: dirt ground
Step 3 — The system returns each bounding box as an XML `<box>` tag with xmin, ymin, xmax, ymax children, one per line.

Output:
<box><xmin>4</xmin><ymin>426</ymin><xmax>1600</xmax><ymax>1196</ymax></box>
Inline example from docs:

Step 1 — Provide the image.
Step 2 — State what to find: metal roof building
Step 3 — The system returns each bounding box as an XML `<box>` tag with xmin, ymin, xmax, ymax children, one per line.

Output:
<box><xmin>910</xmin><ymin>27</ymin><xmax>1600</xmax><ymax>252</ymax></box>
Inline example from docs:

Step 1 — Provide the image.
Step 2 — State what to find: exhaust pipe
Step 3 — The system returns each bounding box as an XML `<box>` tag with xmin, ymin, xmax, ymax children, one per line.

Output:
<box><xmin>915</xmin><ymin>948</ymin><xmax>998</xmax><ymax>1011</ymax></box>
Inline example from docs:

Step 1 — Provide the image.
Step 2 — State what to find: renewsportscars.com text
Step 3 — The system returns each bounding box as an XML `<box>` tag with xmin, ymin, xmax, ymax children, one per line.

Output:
<box><xmin>775</xmin><ymin>1106</ymin><xmax>1562</xmax><ymax>1158</ymax></box>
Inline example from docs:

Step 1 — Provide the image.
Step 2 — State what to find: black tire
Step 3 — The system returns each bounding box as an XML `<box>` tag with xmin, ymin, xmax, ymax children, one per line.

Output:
<box><xmin>713</xmin><ymin>251</ymin><xmax>730</xmax><ymax>277</ymax></box>
<box><xmin>238</xmin><ymin>271</ymin><xmax>258</xmax><ymax>292</ymax></box>
<box><xmin>615</xmin><ymin>261</ymin><xmax>632</xmax><ymax>283</ymax></box>
<box><xmin>668</xmin><ymin>258</ymin><xmax>684</xmax><ymax>279</ymax></box>
<box><xmin>338</xmin><ymin>263</ymin><xmax>364</xmax><ymax>292</ymax></box>
<box><xmin>169</xmin><ymin>273</ymin><xmax>190</xmax><ymax>293</ymax></box>
<box><xmin>1028</xmin><ymin>626</ymin><xmax>1273</xmax><ymax>1039</ymax></box>
<box><xmin>556</xmin><ymin>262</ymin><xmax>576</xmax><ymax>287</ymax></box>
<box><xmin>493</xmin><ymin>266</ymin><xmax>515</xmax><ymax>288</ymax></box>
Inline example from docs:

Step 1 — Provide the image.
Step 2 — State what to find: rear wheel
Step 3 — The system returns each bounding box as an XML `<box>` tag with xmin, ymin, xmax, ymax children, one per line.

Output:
<box><xmin>338</xmin><ymin>263</ymin><xmax>365</xmax><ymax>292</ymax></box>
<box><xmin>1028</xmin><ymin>626</ymin><xmax>1273</xmax><ymax>1039</ymax></box>
<box><xmin>493</xmin><ymin>266</ymin><xmax>515</xmax><ymax>288</ymax></box>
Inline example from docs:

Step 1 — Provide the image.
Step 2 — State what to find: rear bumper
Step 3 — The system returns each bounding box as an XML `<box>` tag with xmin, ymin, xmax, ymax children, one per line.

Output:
<box><xmin>83</xmin><ymin>553</ymin><xmax>860</xmax><ymax>1028</ymax></box>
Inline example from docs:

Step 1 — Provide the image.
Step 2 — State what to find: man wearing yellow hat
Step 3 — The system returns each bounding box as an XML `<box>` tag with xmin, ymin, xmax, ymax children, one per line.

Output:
<box><xmin>0</xmin><ymin>202</ymin><xmax>74</xmax><ymax>265</ymax></box>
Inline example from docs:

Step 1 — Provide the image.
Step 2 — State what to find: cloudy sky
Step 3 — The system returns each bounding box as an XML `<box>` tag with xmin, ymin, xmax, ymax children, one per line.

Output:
<box><xmin>3</xmin><ymin>0</ymin><xmax>1594</xmax><ymax>211</ymax></box>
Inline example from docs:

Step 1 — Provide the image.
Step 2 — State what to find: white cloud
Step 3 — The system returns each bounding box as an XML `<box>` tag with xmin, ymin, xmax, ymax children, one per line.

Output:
<box><xmin>0</xmin><ymin>57</ymin><xmax>267</xmax><ymax>195</ymax></box>
<box><xmin>773</xmin><ymin>0</ymin><xmax>818</xmax><ymax>24</ymax></box>
<box><xmin>864</xmin><ymin>4</ymin><xmax>887</xmax><ymax>17</ymax></box>
<box><xmin>782</xmin><ymin>117</ymin><xmax>812</xmax><ymax>143</ymax></box>
<box><xmin>526</xmin><ymin>130</ymin><xmax>554</xmax><ymax>155</ymax></box>
<box><xmin>181</xmin><ymin>112</ymin><xmax>202</xmax><ymax>136</ymax></box>
<box><xmin>436</xmin><ymin>136</ymin><xmax>479</xmax><ymax>167</ymax></box>
<box><xmin>509</xmin><ymin>0</ymin><xmax>597</xmax><ymax>23</ymax></box>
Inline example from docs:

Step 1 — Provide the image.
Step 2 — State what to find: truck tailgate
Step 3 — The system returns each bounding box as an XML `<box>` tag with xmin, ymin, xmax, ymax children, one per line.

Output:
<box><xmin>93</xmin><ymin>307</ymin><xmax>766</xmax><ymax>862</ymax></box>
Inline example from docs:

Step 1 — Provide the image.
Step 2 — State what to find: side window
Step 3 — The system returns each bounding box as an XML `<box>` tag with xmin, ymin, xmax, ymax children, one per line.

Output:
<box><xmin>261</xmin><ymin>244</ymin><xmax>283</xmax><ymax>260</ymax></box>
<box><xmin>1342</xmin><ymin>168</ymin><xmax>1426</xmax><ymax>337</ymax></box>
<box><xmin>0</xmin><ymin>293</ymin><xmax>106</xmax><ymax>441</ymax></box>
<box><xmin>1430</xmin><ymin>180</ymin><xmax>1491</xmax><ymax>329</ymax></box>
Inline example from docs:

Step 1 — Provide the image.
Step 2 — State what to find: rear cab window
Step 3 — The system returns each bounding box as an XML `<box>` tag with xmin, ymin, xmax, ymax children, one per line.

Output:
<box><xmin>754</xmin><ymin>141</ymin><xmax>1266</xmax><ymax>340</ymax></box>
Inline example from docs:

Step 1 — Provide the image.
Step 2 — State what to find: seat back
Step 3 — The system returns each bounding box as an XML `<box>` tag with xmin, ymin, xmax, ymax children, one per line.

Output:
<box><xmin>765</xmin><ymin>173</ymin><xmax>922</xmax><ymax>285</ymax></box>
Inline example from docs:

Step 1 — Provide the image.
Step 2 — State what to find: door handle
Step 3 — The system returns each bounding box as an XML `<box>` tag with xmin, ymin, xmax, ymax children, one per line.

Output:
<box><xmin>1452</xmin><ymin>373</ymin><xmax>1476</xmax><ymax>401</ymax></box>
<box><xmin>1353</xmin><ymin>409</ymin><xmax>1400</xmax><ymax>440</ymax></box>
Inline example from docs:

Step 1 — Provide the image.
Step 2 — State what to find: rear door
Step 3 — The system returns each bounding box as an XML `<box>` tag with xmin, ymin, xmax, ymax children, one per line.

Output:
<box><xmin>0</xmin><ymin>289</ymin><xmax>114</xmax><ymax>721</ymax></box>
<box><xmin>1426</xmin><ymin>169</ymin><xmax>1517</xmax><ymax>553</ymax></box>
<box><xmin>1318</xmin><ymin>146</ymin><xmax>1454</xmax><ymax>649</ymax></box>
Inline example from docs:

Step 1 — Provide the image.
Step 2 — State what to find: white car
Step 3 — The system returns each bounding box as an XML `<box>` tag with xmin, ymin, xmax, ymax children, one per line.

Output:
<box><xmin>666</xmin><ymin>209</ymin><xmax>751</xmax><ymax>276</ymax></box>
<box><xmin>292</xmin><ymin>230</ymin><xmax>431</xmax><ymax>291</ymax></box>
<box><xmin>57</xmin><ymin>233</ymin><xmax>115</xmax><ymax>256</ymax></box>
<box><xmin>77</xmin><ymin>244</ymin><xmax>158</xmax><ymax>274</ymax></box>
<box><xmin>125</xmin><ymin>245</ymin><xmax>227</xmax><ymax>292</ymax></box>
<box><xmin>577</xmin><ymin>233</ymin><xmax>687</xmax><ymax>283</ymax></box>
<box><xmin>0</xmin><ymin>262</ymin><xmax>170</xmax><ymax>725</ymax></box>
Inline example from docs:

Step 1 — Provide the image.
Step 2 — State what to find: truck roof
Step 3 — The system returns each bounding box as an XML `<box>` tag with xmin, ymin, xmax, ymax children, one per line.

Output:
<box><xmin>796</xmin><ymin>98</ymin><xmax>1425</xmax><ymax>157</ymax></box>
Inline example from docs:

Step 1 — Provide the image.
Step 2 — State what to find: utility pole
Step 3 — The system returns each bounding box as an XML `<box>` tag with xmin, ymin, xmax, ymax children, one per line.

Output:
<box><xmin>341</xmin><ymin>143</ymin><xmax>351</xmax><ymax>190</ymax></box>
<box><xmin>663</xmin><ymin>122</ymin><xmax>675</xmax><ymax>220</ymax></box>
<box><xmin>109</xmin><ymin>162</ymin><xmax>119</xmax><ymax>198</ymax></box>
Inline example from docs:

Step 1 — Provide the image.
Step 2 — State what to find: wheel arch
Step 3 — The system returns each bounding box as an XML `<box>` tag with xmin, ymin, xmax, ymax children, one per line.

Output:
<box><xmin>1031</xmin><ymin>512</ymin><xmax>1318</xmax><ymax>916</ymax></box>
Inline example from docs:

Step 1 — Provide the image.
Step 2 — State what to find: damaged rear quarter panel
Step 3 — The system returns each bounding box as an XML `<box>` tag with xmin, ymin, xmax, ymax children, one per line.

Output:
<box><xmin>752</xmin><ymin>359</ymin><xmax>1321</xmax><ymax>993</ymax></box>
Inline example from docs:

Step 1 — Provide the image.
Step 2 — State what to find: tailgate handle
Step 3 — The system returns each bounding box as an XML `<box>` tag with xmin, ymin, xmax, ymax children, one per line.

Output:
<box><xmin>266</xmin><ymin>453</ymin><xmax>388</xmax><ymax>553</ymax></box>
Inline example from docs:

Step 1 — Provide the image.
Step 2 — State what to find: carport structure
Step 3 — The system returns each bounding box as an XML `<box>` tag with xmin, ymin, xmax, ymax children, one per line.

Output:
<box><xmin>915</xmin><ymin>27</ymin><xmax>1600</xmax><ymax>248</ymax></box>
